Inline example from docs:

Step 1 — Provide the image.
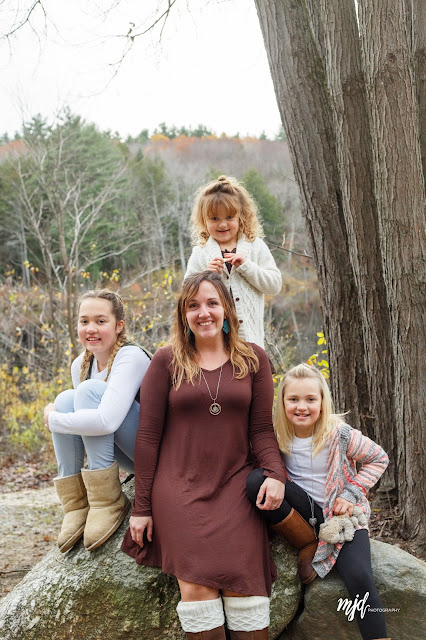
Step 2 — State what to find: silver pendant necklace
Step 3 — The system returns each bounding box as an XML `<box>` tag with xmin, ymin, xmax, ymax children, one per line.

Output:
<box><xmin>200</xmin><ymin>359</ymin><xmax>224</xmax><ymax>415</ymax></box>
<box><xmin>291</xmin><ymin>440</ymin><xmax>318</xmax><ymax>535</ymax></box>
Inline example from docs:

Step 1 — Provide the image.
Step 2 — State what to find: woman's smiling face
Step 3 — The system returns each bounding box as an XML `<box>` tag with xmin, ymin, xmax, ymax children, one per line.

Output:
<box><xmin>185</xmin><ymin>280</ymin><xmax>225</xmax><ymax>343</ymax></box>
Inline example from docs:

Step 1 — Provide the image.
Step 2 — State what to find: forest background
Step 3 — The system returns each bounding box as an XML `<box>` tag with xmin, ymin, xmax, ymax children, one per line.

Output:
<box><xmin>0</xmin><ymin>0</ymin><xmax>424</xmax><ymax>588</ymax></box>
<box><xmin>0</xmin><ymin>115</ymin><xmax>321</xmax><ymax>462</ymax></box>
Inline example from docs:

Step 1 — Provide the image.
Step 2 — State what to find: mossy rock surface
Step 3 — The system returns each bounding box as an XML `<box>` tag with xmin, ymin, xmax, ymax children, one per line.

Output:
<box><xmin>0</xmin><ymin>479</ymin><xmax>301</xmax><ymax>640</ymax></box>
<box><xmin>279</xmin><ymin>540</ymin><xmax>426</xmax><ymax>640</ymax></box>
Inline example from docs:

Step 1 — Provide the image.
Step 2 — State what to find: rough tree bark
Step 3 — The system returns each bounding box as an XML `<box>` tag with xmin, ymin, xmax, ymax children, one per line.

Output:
<box><xmin>254</xmin><ymin>0</ymin><xmax>425</xmax><ymax>538</ymax></box>
<box><xmin>253</xmin><ymin>0</ymin><xmax>369</xmax><ymax>430</ymax></box>
<box><xmin>317</xmin><ymin>0</ymin><xmax>395</xmax><ymax>488</ymax></box>
<box><xmin>358</xmin><ymin>0</ymin><xmax>426</xmax><ymax>538</ymax></box>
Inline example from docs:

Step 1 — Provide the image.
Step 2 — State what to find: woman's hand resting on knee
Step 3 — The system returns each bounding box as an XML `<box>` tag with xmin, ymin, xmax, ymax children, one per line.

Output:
<box><xmin>130</xmin><ymin>516</ymin><xmax>153</xmax><ymax>547</ymax></box>
<box><xmin>256</xmin><ymin>477</ymin><xmax>285</xmax><ymax>510</ymax></box>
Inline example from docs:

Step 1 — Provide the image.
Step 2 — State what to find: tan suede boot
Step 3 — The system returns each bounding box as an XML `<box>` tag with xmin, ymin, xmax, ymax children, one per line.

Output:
<box><xmin>272</xmin><ymin>508</ymin><xmax>317</xmax><ymax>584</ymax></box>
<box><xmin>229</xmin><ymin>630</ymin><xmax>268</xmax><ymax>639</ymax></box>
<box><xmin>54</xmin><ymin>473</ymin><xmax>89</xmax><ymax>553</ymax></box>
<box><xmin>81</xmin><ymin>461</ymin><xmax>130</xmax><ymax>551</ymax></box>
<box><xmin>185</xmin><ymin>627</ymin><xmax>226</xmax><ymax>639</ymax></box>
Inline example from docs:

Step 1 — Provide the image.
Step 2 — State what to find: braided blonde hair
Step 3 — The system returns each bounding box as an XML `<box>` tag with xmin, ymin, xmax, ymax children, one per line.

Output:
<box><xmin>191</xmin><ymin>175</ymin><xmax>264</xmax><ymax>245</ymax></box>
<box><xmin>78</xmin><ymin>289</ymin><xmax>127</xmax><ymax>383</ymax></box>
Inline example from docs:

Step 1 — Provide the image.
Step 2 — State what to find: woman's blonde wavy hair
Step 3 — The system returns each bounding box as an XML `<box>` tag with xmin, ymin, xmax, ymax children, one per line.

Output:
<box><xmin>78</xmin><ymin>289</ymin><xmax>127</xmax><ymax>383</ymax></box>
<box><xmin>190</xmin><ymin>175</ymin><xmax>264</xmax><ymax>245</ymax></box>
<box><xmin>170</xmin><ymin>271</ymin><xmax>259</xmax><ymax>389</ymax></box>
<box><xmin>274</xmin><ymin>363</ymin><xmax>347</xmax><ymax>457</ymax></box>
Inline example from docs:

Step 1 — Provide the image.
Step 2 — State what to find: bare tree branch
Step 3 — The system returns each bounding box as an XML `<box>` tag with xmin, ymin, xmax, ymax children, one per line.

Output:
<box><xmin>1</xmin><ymin>0</ymin><xmax>46</xmax><ymax>39</ymax></box>
<box><xmin>267</xmin><ymin>239</ymin><xmax>313</xmax><ymax>259</ymax></box>
<box><xmin>129</xmin><ymin>0</ymin><xmax>179</xmax><ymax>39</ymax></box>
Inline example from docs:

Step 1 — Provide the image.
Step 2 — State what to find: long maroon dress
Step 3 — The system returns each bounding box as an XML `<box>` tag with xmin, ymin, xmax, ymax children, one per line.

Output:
<box><xmin>121</xmin><ymin>344</ymin><xmax>285</xmax><ymax>596</ymax></box>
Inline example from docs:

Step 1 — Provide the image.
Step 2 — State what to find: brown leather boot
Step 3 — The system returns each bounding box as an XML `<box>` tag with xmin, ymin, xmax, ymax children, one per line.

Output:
<box><xmin>272</xmin><ymin>508</ymin><xmax>317</xmax><ymax>584</ymax></box>
<box><xmin>229</xmin><ymin>630</ymin><xmax>268</xmax><ymax>639</ymax></box>
<box><xmin>185</xmin><ymin>626</ymin><xmax>226</xmax><ymax>639</ymax></box>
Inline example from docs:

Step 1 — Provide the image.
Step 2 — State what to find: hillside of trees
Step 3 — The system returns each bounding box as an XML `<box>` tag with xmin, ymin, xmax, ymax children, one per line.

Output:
<box><xmin>0</xmin><ymin>111</ymin><xmax>320</xmax><ymax>458</ymax></box>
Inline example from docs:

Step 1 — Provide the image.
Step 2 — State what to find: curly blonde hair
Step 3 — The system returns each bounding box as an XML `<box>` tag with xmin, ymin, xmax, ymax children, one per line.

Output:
<box><xmin>190</xmin><ymin>175</ymin><xmax>264</xmax><ymax>245</ymax></box>
<box><xmin>274</xmin><ymin>363</ymin><xmax>347</xmax><ymax>457</ymax></box>
<box><xmin>78</xmin><ymin>289</ymin><xmax>127</xmax><ymax>383</ymax></box>
<box><xmin>170</xmin><ymin>271</ymin><xmax>259</xmax><ymax>389</ymax></box>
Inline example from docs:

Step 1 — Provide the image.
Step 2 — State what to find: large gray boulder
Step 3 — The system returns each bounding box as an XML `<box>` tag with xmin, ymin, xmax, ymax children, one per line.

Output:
<box><xmin>280</xmin><ymin>540</ymin><xmax>426</xmax><ymax>640</ymax></box>
<box><xmin>0</xmin><ymin>479</ymin><xmax>301</xmax><ymax>640</ymax></box>
<box><xmin>2</xmin><ymin>472</ymin><xmax>423</xmax><ymax>640</ymax></box>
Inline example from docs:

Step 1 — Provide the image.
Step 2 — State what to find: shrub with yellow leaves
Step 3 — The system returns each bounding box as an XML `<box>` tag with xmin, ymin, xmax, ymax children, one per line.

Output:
<box><xmin>307</xmin><ymin>332</ymin><xmax>330</xmax><ymax>378</ymax></box>
<box><xmin>0</xmin><ymin>364</ymin><xmax>69</xmax><ymax>458</ymax></box>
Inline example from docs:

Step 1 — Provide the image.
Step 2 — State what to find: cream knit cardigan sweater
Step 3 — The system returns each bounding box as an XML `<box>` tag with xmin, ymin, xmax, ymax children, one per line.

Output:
<box><xmin>184</xmin><ymin>235</ymin><xmax>282</xmax><ymax>348</ymax></box>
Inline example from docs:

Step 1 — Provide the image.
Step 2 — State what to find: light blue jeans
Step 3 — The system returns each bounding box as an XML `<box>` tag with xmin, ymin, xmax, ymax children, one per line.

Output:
<box><xmin>51</xmin><ymin>379</ymin><xmax>139</xmax><ymax>477</ymax></box>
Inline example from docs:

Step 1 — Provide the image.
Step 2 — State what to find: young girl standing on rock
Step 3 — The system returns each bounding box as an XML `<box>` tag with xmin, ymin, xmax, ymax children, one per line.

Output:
<box><xmin>44</xmin><ymin>289</ymin><xmax>150</xmax><ymax>553</ymax></box>
<box><xmin>185</xmin><ymin>175</ymin><xmax>282</xmax><ymax>348</ymax></box>
<box><xmin>246</xmin><ymin>363</ymin><xmax>390</xmax><ymax>640</ymax></box>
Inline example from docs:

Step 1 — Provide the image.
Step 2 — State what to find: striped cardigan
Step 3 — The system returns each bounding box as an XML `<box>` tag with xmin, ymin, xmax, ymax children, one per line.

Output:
<box><xmin>311</xmin><ymin>422</ymin><xmax>389</xmax><ymax>578</ymax></box>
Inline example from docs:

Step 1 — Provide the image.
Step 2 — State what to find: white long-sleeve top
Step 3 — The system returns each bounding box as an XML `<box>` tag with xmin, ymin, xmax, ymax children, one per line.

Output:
<box><xmin>48</xmin><ymin>345</ymin><xmax>151</xmax><ymax>437</ymax></box>
<box><xmin>184</xmin><ymin>235</ymin><xmax>282</xmax><ymax>348</ymax></box>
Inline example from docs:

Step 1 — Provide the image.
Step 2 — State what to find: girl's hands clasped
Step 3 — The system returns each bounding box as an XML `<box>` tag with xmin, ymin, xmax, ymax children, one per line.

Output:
<box><xmin>223</xmin><ymin>252</ymin><xmax>245</xmax><ymax>268</ymax></box>
<box><xmin>129</xmin><ymin>515</ymin><xmax>153</xmax><ymax>548</ymax></box>
<box><xmin>207</xmin><ymin>254</ymin><xmax>246</xmax><ymax>273</ymax></box>
<box><xmin>256</xmin><ymin>477</ymin><xmax>285</xmax><ymax>511</ymax></box>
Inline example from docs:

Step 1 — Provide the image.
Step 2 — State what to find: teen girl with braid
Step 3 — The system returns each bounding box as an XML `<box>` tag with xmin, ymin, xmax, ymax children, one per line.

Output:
<box><xmin>246</xmin><ymin>364</ymin><xmax>390</xmax><ymax>640</ymax></box>
<box><xmin>43</xmin><ymin>289</ymin><xmax>150</xmax><ymax>553</ymax></box>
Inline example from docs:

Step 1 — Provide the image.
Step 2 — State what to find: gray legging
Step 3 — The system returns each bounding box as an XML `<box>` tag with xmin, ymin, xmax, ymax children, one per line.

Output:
<box><xmin>246</xmin><ymin>468</ymin><xmax>387</xmax><ymax>640</ymax></box>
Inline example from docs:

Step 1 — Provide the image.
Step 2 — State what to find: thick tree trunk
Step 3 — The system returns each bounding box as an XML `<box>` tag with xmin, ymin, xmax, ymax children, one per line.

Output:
<box><xmin>318</xmin><ymin>0</ymin><xmax>396</xmax><ymax>488</ymax></box>
<box><xmin>358</xmin><ymin>0</ymin><xmax>426</xmax><ymax>538</ymax></box>
<box><xmin>255</xmin><ymin>0</ymin><xmax>425</xmax><ymax>537</ymax></box>
<box><xmin>254</xmin><ymin>0</ymin><xmax>369</xmax><ymax>431</ymax></box>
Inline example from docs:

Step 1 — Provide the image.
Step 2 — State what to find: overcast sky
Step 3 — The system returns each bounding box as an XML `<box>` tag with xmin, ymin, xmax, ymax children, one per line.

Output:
<box><xmin>0</xmin><ymin>0</ymin><xmax>282</xmax><ymax>139</ymax></box>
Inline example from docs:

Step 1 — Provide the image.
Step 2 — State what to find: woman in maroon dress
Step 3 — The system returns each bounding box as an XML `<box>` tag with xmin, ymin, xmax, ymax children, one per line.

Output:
<box><xmin>122</xmin><ymin>271</ymin><xmax>285</xmax><ymax>640</ymax></box>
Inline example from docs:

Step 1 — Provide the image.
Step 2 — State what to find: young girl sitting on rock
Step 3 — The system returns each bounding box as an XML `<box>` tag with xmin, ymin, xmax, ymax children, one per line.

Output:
<box><xmin>44</xmin><ymin>289</ymin><xmax>150</xmax><ymax>553</ymax></box>
<box><xmin>246</xmin><ymin>363</ymin><xmax>390</xmax><ymax>640</ymax></box>
<box><xmin>185</xmin><ymin>175</ymin><xmax>282</xmax><ymax>348</ymax></box>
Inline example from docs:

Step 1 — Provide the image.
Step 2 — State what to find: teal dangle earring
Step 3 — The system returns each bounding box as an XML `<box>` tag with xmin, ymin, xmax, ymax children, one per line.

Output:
<box><xmin>222</xmin><ymin>319</ymin><xmax>230</xmax><ymax>334</ymax></box>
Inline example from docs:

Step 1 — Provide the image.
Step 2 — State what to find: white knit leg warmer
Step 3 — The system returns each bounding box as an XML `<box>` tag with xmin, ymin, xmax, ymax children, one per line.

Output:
<box><xmin>176</xmin><ymin>597</ymin><xmax>225</xmax><ymax>633</ymax></box>
<box><xmin>222</xmin><ymin>596</ymin><xmax>270</xmax><ymax>632</ymax></box>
